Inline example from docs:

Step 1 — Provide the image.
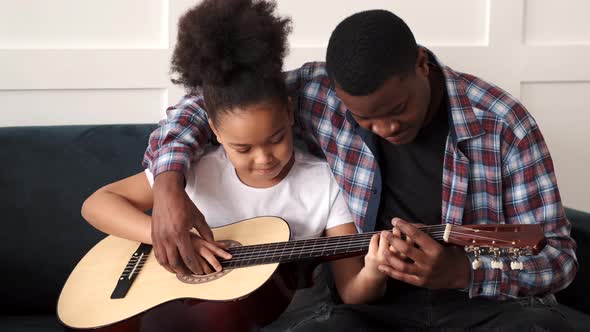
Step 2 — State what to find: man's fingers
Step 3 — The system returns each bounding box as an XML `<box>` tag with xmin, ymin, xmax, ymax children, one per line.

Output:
<box><xmin>390</xmin><ymin>236</ymin><xmax>428</xmax><ymax>265</ymax></box>
<box><xmin>392</xmin><ymin>218</ymin><xmax>429</xmax><ymax>247</ymax></box>
<box><xmin>153</xmin><ymin>244</ymin><xmax>175</xmax><ymax>274</ymax></box>
<box><xmin>382</xmin><ymin>249</ymin><xmax>421</xmax><ymax>276</ymax></box>
<box><xmin>166</xmin><ymin>245</ymin><xmax>194</xmax><ymax>276</ymax></box>
<box><xmin>378</xmin><ymin>264</ymin><xmax>422</xmax><ymax>286</ymax></box>
<box><xmin>176</xmin><ymin>234</ymin><xmax>203</xmax><ymax>275</ymax></box>
<box><xmin>194</xmin><ymin>219</ymin><xmax>215</xmax><ymax>243</ymax></box>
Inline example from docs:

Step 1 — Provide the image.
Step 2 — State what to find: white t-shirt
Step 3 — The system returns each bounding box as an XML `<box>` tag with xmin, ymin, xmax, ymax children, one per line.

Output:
<box><xmin>145</xmin><ymin>146</ymin><xmax>352</xmax><ymax>240</ymax></box>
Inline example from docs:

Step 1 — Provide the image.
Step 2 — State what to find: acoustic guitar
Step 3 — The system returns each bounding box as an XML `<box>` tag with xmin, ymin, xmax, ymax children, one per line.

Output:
<box><xmin>57</xmin><ymin>216</ymin><xmax>545</xmax><ymax>332</ymax></box>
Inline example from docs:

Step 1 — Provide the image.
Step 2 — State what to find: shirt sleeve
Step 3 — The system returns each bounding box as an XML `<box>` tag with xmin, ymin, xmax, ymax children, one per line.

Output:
<box><xmin>467</xmin><ymin>123</ymin><xmax>578</xmax><ymax>299</ymax></box>
<box><xmin>142</xmin><ymin>95</ymin><xmax>211</xmax><ymax>178</ymax></box>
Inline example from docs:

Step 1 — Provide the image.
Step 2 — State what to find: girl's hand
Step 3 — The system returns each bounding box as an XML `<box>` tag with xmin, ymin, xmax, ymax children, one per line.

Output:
<box><xmin>363</xmin><ymin>231</ymin><xmax>395</xmax><ymax>281</ymax></box>
<box><xmin>187</xmin><ymin>234</ymin><xmax>232</xmax><ymax>275</ymax></box>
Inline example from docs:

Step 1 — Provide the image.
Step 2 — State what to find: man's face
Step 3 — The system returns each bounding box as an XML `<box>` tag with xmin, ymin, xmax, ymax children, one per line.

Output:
<box><xmin>335</xmin><ymin>53</ymin><xmax>431</xmax><ymax>144</ymax></box>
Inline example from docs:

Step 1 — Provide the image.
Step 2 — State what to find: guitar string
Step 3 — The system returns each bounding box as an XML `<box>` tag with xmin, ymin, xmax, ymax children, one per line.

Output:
<box><xmin>137</xmin><ymin>232</ymin><xmax>519</xmax><ymax>273</ymax></box>
<box><xmin>223</xmin><ymin>223</ymin><xmax>527</xmax><ymax>254</ymax></box>
<box><xmin>222</xmin><ymin>225</ymin><xmax>510</xmax><ymax>255</ymax></box>
<box><xmin>135</xmin><ymin>234</ymin><xmax>520</xmax><ymax>274</ymax></box>
<box><xmin>225</xmin><ymin>230</ymin><xmax>515</xmax><ymax>260</ymax></box>
<box><xmin>136</xmin><ymin>225</ymin><xmax>532</xmax><ymax>272</ymax></box>
<box><xmin>220</xmin><ymin>233</ymin><xmax>515</xmax><ymax>265</ymax></box>
<box><xmin>138</xmin><ymin>229</ymin><xmax>519</xmax><ymax>269</ymax></box>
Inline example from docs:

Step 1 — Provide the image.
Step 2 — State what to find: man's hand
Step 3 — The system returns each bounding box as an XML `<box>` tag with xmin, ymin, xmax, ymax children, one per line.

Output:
<box><xmin>378</xmin><ymin>218</ymin><xmax>471</xmax><ymax>289</ymax></box>
<box><xmin>151</xmin><ymin>171</ymin><xmax>224</xmax><ymax>275</ymax></box>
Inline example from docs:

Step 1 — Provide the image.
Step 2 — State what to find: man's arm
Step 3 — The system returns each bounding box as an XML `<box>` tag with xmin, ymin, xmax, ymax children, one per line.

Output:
<box><xmin>468</xmin><ymin>123</ymin><xmax>578</xmax><ymax>299</ymax></box>
<box><xmin>142</xmin><ymin>95</ymin><xmax>216</xmax><ymax>276</ymax></box>
<box><xmin>142</xmin><ymin>96</ymin><xmax>211</xmax><ymax>176</ymax></box>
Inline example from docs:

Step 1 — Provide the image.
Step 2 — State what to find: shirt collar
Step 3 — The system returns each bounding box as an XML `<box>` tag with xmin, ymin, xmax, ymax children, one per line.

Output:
<box><xmin>428</xmin><ymin>49</ymin><xmax>486</xmax><ymax>143</ymax></box>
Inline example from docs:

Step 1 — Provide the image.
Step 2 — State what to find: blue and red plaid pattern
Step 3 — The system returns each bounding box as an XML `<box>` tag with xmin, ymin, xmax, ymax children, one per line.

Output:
<box><xmin>143</xmin><ymin>52</ymin><xmax>576</xmax><ymax>300</ymax></box>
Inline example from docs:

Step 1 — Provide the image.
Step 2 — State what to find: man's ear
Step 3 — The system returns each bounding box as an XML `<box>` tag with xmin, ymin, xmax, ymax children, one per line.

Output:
<box><xmin>208</xmin><ymin>119</ymin><xmax>222</xmax><ymax>143</ymax></box>
<box><xmin>415</xmin><ymin>47</ymin><xmax>429</xmax><ymax>77</ymax></box>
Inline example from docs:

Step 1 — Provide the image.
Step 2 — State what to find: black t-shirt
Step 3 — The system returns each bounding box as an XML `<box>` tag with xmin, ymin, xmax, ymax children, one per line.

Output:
<box><xmin>375</xmin><ymin>103</ymin><xmax>449</xmax><ymax>231</ymax></box>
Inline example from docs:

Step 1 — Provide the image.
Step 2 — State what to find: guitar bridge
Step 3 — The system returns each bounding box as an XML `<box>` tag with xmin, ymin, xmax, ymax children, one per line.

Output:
<box><xmin>110</xmin><ymin>243</ymin><xmax>152</xmax><ymax>299</ymax></box>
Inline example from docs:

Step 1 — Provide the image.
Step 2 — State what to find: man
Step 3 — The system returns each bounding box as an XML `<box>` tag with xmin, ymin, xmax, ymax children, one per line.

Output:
<box><xmin>144</xmin><ymin>10</ymin><xmax>576</xmax><ymax>331</ymax></box>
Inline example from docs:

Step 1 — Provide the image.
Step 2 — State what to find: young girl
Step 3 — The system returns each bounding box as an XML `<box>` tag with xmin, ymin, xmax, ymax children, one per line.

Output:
<box><xmin>81</xmin><ymin>0</ymin><xmax>389</xmax><ymax>308</ymax></box>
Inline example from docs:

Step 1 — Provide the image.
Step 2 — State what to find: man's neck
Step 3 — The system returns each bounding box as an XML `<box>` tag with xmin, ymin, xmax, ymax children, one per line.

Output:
<box><xmin>423</xmin><ymin>64</ymin><xmax>446</xmax><ymax>128</ymax></box>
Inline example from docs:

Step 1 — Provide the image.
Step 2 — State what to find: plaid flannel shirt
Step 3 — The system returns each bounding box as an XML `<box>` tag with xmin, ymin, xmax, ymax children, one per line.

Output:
<box><xmin>143</xmin><ymin>52</ymin><xmax>577</xmax><ymax>300</ymax></box>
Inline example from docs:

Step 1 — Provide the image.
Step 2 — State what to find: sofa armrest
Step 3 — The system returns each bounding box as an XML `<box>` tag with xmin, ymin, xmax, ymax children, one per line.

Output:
<box><xmin>556</xmin><ymin>207</ymin><xmax>590</xmax><ymax>314</ymax></box>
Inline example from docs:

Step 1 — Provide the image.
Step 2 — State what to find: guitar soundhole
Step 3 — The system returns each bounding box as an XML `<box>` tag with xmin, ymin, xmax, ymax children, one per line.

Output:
<box><xmin>176</xmin><ymin>240</ymin><xmax>242</xmax><ymax>284</ymax></box>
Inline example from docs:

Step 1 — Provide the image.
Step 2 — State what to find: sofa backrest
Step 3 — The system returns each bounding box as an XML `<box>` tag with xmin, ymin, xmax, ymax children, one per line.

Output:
<box><xmin>1</xmin><ymin>124</ymin><xmax>587</xmax><ymax>316</ymax></box>
<box><xmin>558</xmin><ymin>207</ymin><xmax>590</xmax><ymax>314</ymax></box>
<box><xmin>0</xmin><ymin>124</ymin><xmax>157</xmax><ymax>315</ymax></box>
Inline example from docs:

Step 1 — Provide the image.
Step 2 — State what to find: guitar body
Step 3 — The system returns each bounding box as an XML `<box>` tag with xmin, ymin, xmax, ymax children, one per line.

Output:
<box><xmin>58</xmin><ymin>217</ymin><xmax>298</xmax><ymax>332</ymax></box>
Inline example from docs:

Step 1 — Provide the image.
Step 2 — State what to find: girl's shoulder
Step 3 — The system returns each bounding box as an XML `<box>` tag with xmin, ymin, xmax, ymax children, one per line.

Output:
<box><xmin>200</xmin><ymin>145</ymin><xmax>226</xmax><ymax>161</ymax></box>
<box><xmin>292</xmin><ymin>149</ymin><xmax>334</xmax><ymax>179</ymax></box>
<box><xmin>186</xmin><ymin>145</ymin><xmax>230</xmax><ymax>181</ymax></box>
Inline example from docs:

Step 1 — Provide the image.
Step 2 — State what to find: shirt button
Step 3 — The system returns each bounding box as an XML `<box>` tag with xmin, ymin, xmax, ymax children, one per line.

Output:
<box><xmin>371</xmin><ymin>188</ymin><xmax>378</xmax><ymax>195</ymax></box>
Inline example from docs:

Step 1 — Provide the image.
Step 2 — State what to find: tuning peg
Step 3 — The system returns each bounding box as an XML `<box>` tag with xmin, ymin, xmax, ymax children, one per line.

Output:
<box><xmin>508</xmin><ymin>248</ymin><xmax>523</xmax><ymax>270</ymax></box>
<box><xmin>472</xmin><ymin>259</ymin><xmax>482</xmax><ymax>270</ymax></box>
<box><xmin>465</xmin><ymin>245</ymin><xmax>483</xmax><ymax>270</ymax></box>
<box><xmin>489</xmin><ymin>247</ymin><xmax>503</xmax><ymax>270</ymax></box>
<box><xmin>491</xmin><ymin>260</ymin><xmax>504</xmax><ymax>269</ymax></box>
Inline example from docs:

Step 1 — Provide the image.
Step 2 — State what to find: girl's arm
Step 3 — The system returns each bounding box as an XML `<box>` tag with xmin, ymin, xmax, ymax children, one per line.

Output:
<box><xmin>81</xmin><ymin>172</ymin><xmax>230</xmax><ymax>274</ymax></box>
<box><xmin>81</xmin><ymin>172</ymin><xmax>154</xmax><ymax>244</ymax></box>
<box><xmin>326</xmin><ymin>223</ymin><xmax>390</xmax><ymax>304</ymax></box>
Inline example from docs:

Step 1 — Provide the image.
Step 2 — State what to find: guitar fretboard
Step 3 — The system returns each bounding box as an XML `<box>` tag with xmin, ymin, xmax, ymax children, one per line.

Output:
<box><xmin>220</xmin><ymin>227</ymin><xmax>447</xmax><ymax>269</ymax></box>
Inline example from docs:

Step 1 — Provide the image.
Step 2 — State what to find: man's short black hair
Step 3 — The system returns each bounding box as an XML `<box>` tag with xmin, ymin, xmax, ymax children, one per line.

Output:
<box><xmin>326</xmin><ymin>10</ymin><xmax>418</xmax><ymax>96</ymax></box>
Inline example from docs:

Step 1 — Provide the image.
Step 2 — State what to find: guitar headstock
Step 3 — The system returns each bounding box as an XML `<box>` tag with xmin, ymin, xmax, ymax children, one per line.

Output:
<box><xmin>443</xmin><ymin>224</ymin><xmax>546</xmax><ymax>271</ymax></box>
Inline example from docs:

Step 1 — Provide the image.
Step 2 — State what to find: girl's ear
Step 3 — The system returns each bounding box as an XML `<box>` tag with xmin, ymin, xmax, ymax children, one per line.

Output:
<box><xmin>208</xmin><ymin>119</ymin><xmax>222</xmax><ymax>143</ymax></box>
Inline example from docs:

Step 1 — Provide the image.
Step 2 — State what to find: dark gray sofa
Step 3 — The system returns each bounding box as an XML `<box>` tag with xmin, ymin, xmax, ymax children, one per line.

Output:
<box><xmin>1</xmin><ymin>124</ymin><xmax>588</xmax><ymax>331</ymax></box>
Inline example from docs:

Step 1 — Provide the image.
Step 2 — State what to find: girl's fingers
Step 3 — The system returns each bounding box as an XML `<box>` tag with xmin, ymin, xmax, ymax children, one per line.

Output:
<box><xmin>199</xmin><ymin>248</ymin><xmax>222</xmax><ymax>272</ymax></box>
<box><xmin>205</xmin><ymin>241</ymin><xmax>232</xmax><ymax>260</ymax></box>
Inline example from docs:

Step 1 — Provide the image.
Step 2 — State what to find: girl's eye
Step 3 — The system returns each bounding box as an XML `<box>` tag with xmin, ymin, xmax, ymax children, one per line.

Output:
<box><xmin>235</xmin><ymin>148</ymin><xmax>250</xmax><ymax>154</ymax></box>
<box><xmin>270</xmin><ymin>135</ymin><xmax>284</xmax><ymax>144</ymax></box>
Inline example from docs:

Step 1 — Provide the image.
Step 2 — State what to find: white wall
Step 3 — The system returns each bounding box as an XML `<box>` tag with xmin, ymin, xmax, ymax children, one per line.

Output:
<box><xmin>0</xmin><ymin>0</ymin><xmax>588</xmax><ymax>211</ymax></box>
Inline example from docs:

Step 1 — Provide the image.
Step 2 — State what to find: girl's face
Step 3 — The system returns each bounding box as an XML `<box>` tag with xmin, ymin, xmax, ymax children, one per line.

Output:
<box><xmin>210</xmin><ymin>100</ymin><xmax>295</xmax><ymax>188</ymax></box>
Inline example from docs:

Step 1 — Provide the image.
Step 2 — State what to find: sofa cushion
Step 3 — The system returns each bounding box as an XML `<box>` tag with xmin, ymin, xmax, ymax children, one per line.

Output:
<box><xmin>0</xmin><ymin>124</ymin><xmax>157</xmax><ymax>315</ymax></box>
<box><xmin>556</xmin><ymin>207</ymin><xmax>590</xmax><ymax>314</ymax></box>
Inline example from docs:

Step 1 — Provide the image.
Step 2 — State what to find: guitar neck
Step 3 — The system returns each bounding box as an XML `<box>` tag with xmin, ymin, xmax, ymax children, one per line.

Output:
<box><xmin>220</xmin><ymin>226</ymin><xmax>448</xmax><ymax>269</ymax></box>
